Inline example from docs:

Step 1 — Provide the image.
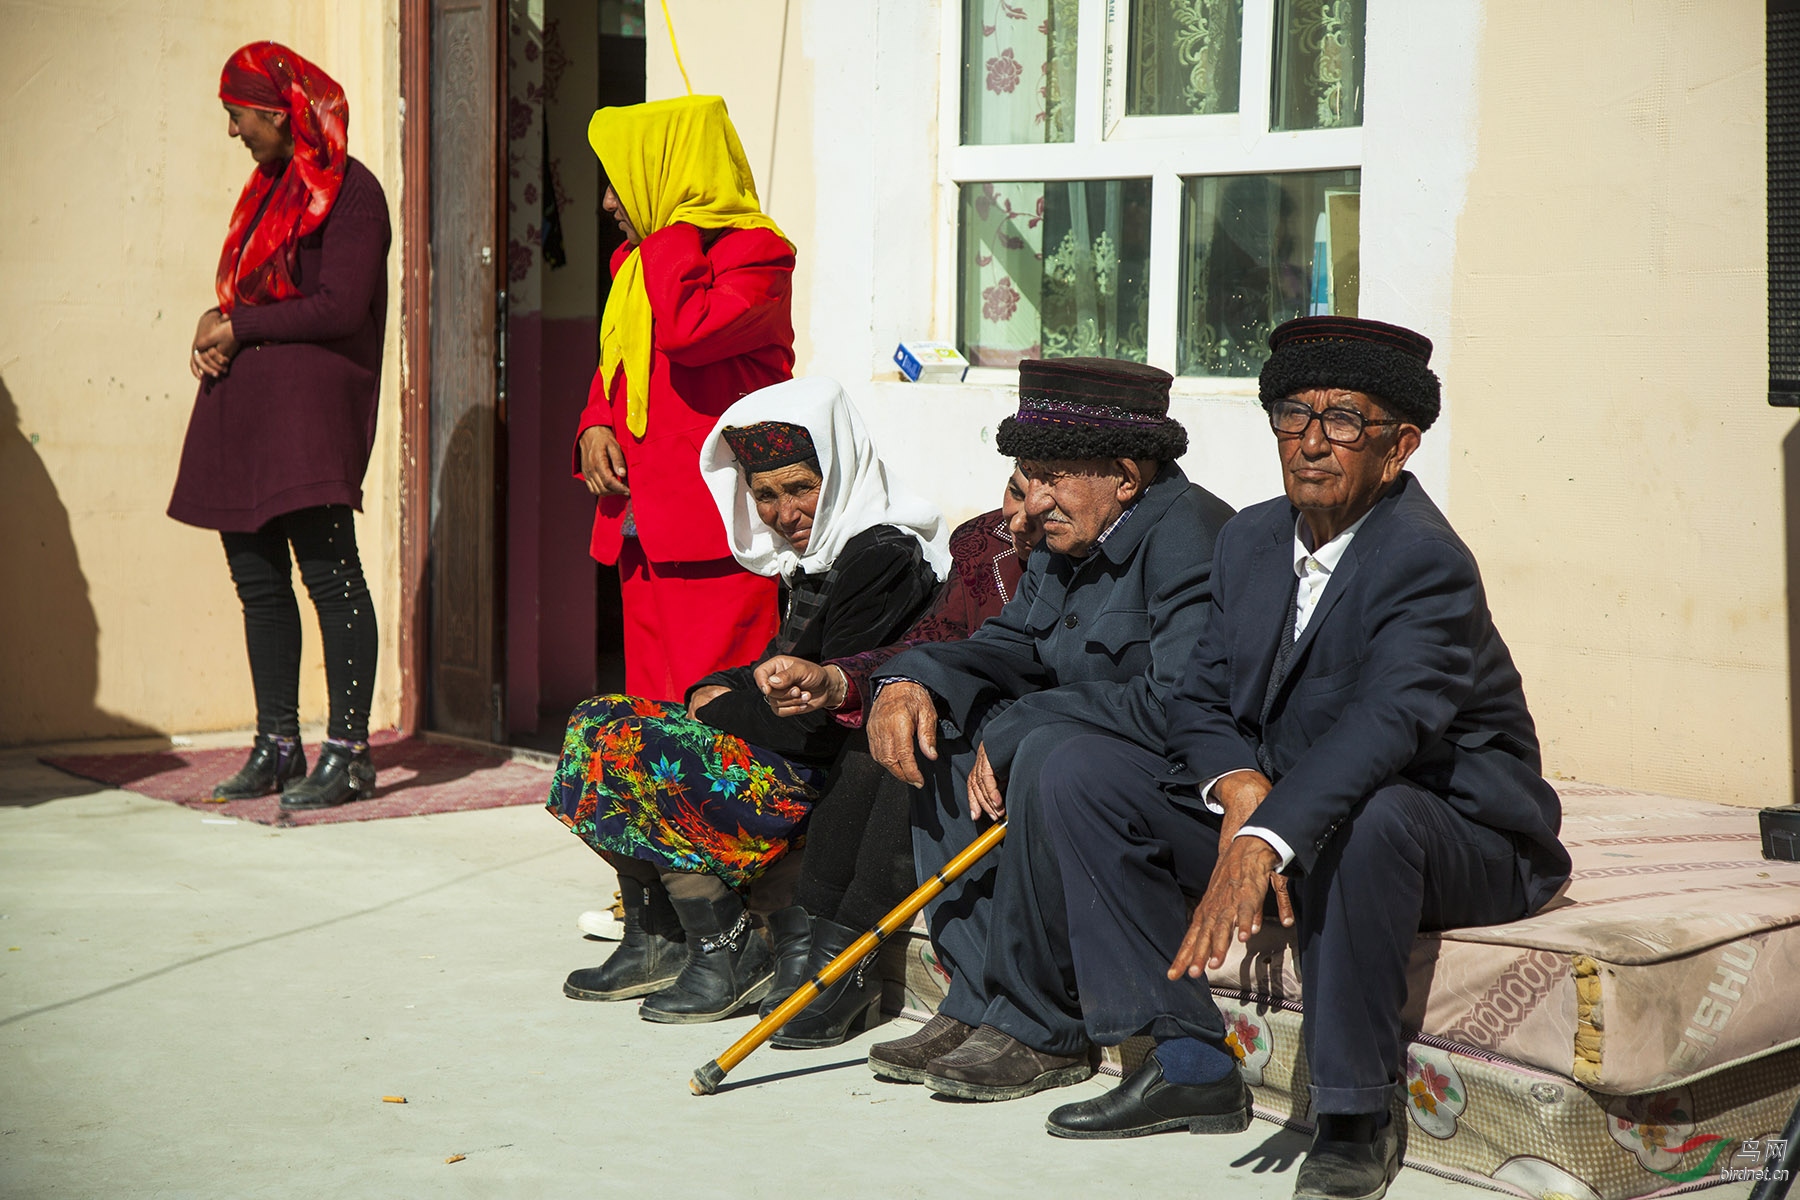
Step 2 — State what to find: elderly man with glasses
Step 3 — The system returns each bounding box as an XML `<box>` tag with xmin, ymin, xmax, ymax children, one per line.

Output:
<box><xmin>1034</xmin><ymin>318</ymin><xmax>1572</xmax><ymax>1200</ymax></box>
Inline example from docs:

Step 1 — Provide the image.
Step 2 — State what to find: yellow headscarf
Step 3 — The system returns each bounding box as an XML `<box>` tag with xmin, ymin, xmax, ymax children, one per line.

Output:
<box><xmin>589</xmin><ymin>95</ymin><xmax>789</xmax><ymax>438</ymax></box>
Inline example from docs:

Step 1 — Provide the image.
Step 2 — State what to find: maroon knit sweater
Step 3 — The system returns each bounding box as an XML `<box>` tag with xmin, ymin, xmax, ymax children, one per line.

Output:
<box><xmin>168</xmin><ymin>157</ymin><xmax>391</xmax><ymax>532</ymax></box>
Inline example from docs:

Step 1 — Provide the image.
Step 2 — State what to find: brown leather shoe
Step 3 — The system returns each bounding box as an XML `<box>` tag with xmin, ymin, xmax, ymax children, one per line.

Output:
<box><xmin>924</xmin><ymin>1024</ymin><xmax>1094</xmax><ymax>1101</ymax></box>
<box><xmin>868</xmin><ymin>1013</ymin><xmax>975</xmax><ymax>1084</ymax></box>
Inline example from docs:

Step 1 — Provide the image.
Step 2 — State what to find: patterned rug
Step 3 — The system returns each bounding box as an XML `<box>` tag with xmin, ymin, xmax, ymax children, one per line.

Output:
<box><xmin>39</xmin><ymin>731</ymin><xmax>554</xmax><ymax>827</ymax></box>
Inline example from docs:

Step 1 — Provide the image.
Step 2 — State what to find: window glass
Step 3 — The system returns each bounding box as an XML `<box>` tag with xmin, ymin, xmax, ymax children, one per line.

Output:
<box><xmin>962</xmin><ymin>0</ymin><xmax>1079</xmax><ymax>144</ymax></box>
<box><xmin>1126</xmin><ymin>0</ymin><xmax>1243</xmax><ymax>117</ymax></box>
<box><xmin>1270</xmin><ymin>0</ymin><xmax>1364</xmax><ymax>131</ymax></box>
<box><xmin>1177</xmin><ymin>169</ymin><xmax>1360</xmax><ymax>376</ymax></box>
<box><xmin>958</xmin><ymin>179</ymin><xmax>1153</xmax><ymax>367</ymax></box>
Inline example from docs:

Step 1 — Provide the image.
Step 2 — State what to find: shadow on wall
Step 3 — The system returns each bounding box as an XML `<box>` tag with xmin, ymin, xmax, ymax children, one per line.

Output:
<box><xmin>0</xmin><ymin>375</ymin><xmax>160</xmax><ymax>746</ymax></box>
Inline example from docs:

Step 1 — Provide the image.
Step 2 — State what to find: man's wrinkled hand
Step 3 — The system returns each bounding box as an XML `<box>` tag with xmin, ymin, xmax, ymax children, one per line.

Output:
<box><xmin>1213</xmin><ymin>769</ymin><xmax>1273</xmax><ymax>849</ymax></box>
<box><xmin>967</xmin><ymin>742</ymin><xmax>1005</xmax><ymax>821</ymax></box>
<box><xmin>1168</xmin><ymin>836</ymin><xmax>1293</xmax><ymax>979</ymax></box>
<box><xmin>579</xmin><ymin>426</ymin><xmax>630</xmax><ymax>496</ymax></box>
<box><xmin>867</xmin><ymin>681</ymin><xmax>938</xmax><ymax>787</ymax></box>
<box><xmin>754</xmin><ymin>655</ymin><xmax>840</xmax><ymax>716</ymax></box>
<box><xmin>686</xmin><ymin>684</ymin><xmax>730</xmax><ymax>722</ymax></box>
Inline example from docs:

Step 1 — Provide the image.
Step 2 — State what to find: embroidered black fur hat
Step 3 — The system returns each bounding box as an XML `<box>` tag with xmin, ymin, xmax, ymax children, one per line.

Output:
<box><xmin>1258</xmin><ymin>316</ymin><xmax>1442</xmax><ymax>431</ymax></box>
<box><xmin>721</xmin><ymin>420</ymin><xmax>818</xmax><ymax>473</ymax></box>
<box><xmin>995</xmin><ymin>357</ymin><xmax>1188</xmax><ymax>462</ymax></box>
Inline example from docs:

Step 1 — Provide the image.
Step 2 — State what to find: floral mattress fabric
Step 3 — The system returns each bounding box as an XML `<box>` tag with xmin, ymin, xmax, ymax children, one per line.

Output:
<box><xmin>874</xmin><ymin>783</ymin><xmax>1800</xmax><ymax>1199</ymax></box>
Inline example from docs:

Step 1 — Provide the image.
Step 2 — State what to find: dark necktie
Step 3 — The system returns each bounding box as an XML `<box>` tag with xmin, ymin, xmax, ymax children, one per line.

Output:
<box><xmin>1255</xmin><ymin>576</ymin><xmax>1302</xmax><ymax>776</ymax></box>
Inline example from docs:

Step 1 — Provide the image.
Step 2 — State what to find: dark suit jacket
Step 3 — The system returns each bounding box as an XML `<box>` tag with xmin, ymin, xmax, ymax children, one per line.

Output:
<box><xmin>887</xmin><ymin>464</ymin><xmax>1236</xmax><ymax>779</ymax></box>
<box><xmin>1164</xmin><ymin>473</ymin><xmax>1571</xmax><ymax>911</ymax></box>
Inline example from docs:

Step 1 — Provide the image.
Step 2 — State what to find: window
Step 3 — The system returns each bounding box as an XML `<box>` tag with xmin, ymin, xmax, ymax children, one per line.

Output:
<box><xmin>946</xmin><ymin>0</ymin><xmax>1365</xmax><ymax>378</ymax></box>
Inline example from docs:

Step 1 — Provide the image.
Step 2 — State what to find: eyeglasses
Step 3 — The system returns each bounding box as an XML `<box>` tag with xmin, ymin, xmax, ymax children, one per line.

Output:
<box><xmin>1266</xmin><ymin>399</ymin><xmax>1402</xmax><ymax>445</ymax></box>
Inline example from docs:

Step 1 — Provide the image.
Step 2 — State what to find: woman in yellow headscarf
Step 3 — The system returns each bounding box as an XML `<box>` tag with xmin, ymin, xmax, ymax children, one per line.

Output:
<box><xmin>573</xmin><ymin>95</ymin><xmax>795</xmax><ymax>703</ymax></box>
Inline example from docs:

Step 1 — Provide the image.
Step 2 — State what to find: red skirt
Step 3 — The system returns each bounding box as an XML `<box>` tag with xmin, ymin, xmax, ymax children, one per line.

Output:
<box><xmin>616</xmin><ymin>539</ymin><xmax>778</xmax><ymax>702</ymax></box>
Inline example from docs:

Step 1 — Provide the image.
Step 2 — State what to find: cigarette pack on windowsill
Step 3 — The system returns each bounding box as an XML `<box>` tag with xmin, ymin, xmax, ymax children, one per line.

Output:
<box><xmin>893</xmin><ymin>341</ymin><xmax>970</xmax><ymax>383</ymax></box>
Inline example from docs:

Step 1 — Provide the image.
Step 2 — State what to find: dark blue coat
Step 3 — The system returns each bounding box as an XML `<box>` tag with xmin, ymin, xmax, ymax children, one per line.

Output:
<box><xmin>887</xmin><ymin>464</ymin><xmax>1236</xmax><ymax>778</ymax></box>
<box><xmin>1164</xmin><ymin>472</ymin><xmax>1571</xmax><ymax>910</ymax></box>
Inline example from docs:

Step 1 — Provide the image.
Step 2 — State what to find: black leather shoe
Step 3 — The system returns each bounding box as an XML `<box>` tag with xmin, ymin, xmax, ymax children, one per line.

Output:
<box><xmin>1293</xmin><ymin>1112</ymin><xmax>1403</xmax><ymax>1200</ymax></box>
<box><xmin>278</xmin><ymin>742</ymin><xmax>375</xmax><ymax>810</ymax></box>
<box><xmin>639</xmin><ymin>892</ymin><xmax>774</xmax><ymax>1024</ymax></box>
<box><xmin>564</xmin><ymin>878</ymin><xmax>687</xmax><ymax>1001</ymax></box>
<box><xmin>1046</xmin><ymin>1049</ymin><xmax>1252</xmax><ymax>1139</ymax></box>
<box><xmin>757</xmin><ymin>906</ymin><xmax>814</xmax><ymax>1018</ymax></box>
<box><xmin>210</xmin><ymin>735</ymin><xmax>306</xmax><ymax>801</ymax></box>
<box><xmin>770</xmin><ymin>914</ymin><xmax>884</xmax><ymax>1048</ymax></box>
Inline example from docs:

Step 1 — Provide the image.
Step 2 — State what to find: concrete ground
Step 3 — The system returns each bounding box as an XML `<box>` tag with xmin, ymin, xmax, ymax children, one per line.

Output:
<box><xmin>0</xmin><ymin>741</ymin><xmax>1723</xmax><ymax>1200</ymax></box>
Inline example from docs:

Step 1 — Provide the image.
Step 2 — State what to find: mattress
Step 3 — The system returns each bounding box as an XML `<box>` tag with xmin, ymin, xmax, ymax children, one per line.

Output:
<box><xmin>1192</xmin><ymin>784</ymin><xmax>1800</xmax><ymax>1093</ymax></box>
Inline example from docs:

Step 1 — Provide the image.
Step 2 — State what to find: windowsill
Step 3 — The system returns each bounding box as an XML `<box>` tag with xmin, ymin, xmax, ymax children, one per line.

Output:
<box><xmin>895</xmin><ymin>366</ymin><xmax>1263</xmax><ymax>403</ymax></box>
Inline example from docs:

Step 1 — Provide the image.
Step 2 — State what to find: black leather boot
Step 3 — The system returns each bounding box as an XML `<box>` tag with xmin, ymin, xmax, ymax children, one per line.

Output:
<box><xmin>770</xmin><ymin>914</ymin><xmax>885</xmax><ymax>1049</ymax></box>
<box><xmin>210</xmin><ymin>735</ymin><xmax>306</xmax><ymax>801</ymax></box>
<box><xmin>564</xmin><ymin>878</ymin><xmax>687</xmax><ymax>1001</ymax></box>
<box><xmin>278</xmin><ymin>741</ymin><xmax>376</xmax><ymax>810</ymax></box>
<box><xmin>757</xmin><ymin>906</ymin><xmax>815</xmax><ymax>1018</ymax></box>
<box><xmin>639</xmin><ymin>892</ymin><xmax>774</xmax><ymax>1024</ymax></box>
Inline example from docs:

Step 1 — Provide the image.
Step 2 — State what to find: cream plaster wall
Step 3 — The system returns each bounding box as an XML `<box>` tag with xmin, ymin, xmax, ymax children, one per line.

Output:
<box><xmin>1451</xmin><ymin>1</ymin><xmax>1784</xmax><ymax>804</ymax></box>
<box><xmin>645</xmin><ymin>0</ymin><xmax>816</xmax><ymax>371</ymax></box>
<box><xmin>0</xmin><ymin>0</ymin><xmax>403</xmax><ymax>743</ymax></box>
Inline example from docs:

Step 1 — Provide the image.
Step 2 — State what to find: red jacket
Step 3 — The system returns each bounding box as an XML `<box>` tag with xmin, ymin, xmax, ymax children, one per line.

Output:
<box><xmin>575</xmin><ymin>223</ymin><xmax>795</xmax><ymax>564</ymax></box>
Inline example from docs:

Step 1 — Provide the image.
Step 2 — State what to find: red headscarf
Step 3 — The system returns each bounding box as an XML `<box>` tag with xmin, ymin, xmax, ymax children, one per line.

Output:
<box><xmin>215</xmin><ymin>42</ymin><xmax>349</xmax><ymax>313</ymax></box>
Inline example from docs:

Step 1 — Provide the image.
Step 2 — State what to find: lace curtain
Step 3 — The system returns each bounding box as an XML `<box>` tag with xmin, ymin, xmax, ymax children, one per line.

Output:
<box><xmin>1178</xmin><ymin>169</ymin><xmax>1359</xmax><ymax>376</ymax></box>
<box><xmin>1128</xmin><ymin>0</ymin><xmax>1243</xmax><ymax>116</ymax></box>
<box><xmin>1271</xmin><ymin>0</ymin><xmax>1364</xmax><ymax>131</ymax></box>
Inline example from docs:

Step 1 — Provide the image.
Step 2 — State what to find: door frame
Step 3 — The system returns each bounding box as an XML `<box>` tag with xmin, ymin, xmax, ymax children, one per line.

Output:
<box><xmin>396</xmin><ymin>0</ymin><xmax>507</xmax><ymax>738</ymax></box>
<box><xmin>398</xmin><ymin>0</ymin><xmax>431</xmax><ymax>735</ymax></box>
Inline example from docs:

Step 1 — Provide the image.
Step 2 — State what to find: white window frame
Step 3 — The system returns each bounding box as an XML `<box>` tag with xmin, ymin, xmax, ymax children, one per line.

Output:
<box><xmin>936</xmin><ymin>0</ymin><xmax>1364</xmax><ymax>390</ymax></box>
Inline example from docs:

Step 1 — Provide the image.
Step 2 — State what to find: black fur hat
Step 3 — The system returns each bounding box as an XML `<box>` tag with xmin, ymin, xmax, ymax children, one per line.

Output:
<box><xmin>995</xmin><ymin>357</ymin><xmax>1188</xmax><ymax>462</ymax></box>
<box><xmin>1258</xmin><ymin>316</ymin><xmax>1442</xmax><ymax>431</ymax></box>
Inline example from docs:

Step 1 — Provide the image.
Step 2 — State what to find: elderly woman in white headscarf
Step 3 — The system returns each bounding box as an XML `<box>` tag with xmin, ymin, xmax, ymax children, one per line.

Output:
<box><xmin>546</xmin><ymin>377</ymin><xmax>948</xmax><ymax>1024</ymax></box>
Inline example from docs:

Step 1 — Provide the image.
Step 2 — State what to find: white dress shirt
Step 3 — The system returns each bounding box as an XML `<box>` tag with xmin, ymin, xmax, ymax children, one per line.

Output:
<box><xmin>1204</xmin><ymin>510</ymin><xmax>1372</xmax><ymax>870</ymax></box>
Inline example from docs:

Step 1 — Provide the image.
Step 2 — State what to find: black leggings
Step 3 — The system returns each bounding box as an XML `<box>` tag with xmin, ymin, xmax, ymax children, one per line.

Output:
<box><xmin>221</xmin><ymin>505</ymin><xmax>377</xmax><ymax>743</ymax></box>
<box><xmin>794</xmin><ymin>745</ymin><xmax>917</xmax><ymax>930</ymax></box>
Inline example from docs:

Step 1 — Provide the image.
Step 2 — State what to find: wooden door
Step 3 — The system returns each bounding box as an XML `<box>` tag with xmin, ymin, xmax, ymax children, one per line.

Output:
<box><xmin>428</xmin><ymin>0</ymin><xmax>505</xmax><ymax>740</ymax></box>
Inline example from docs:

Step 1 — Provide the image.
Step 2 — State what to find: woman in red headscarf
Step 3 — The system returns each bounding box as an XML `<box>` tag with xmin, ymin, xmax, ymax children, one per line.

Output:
<box><xmin>169</xmin><ymin>42</ymin><xmax>391</xmax><ymax>811</ymax></box>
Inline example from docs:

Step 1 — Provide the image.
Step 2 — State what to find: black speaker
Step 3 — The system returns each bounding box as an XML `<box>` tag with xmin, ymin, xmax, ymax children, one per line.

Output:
<box><xmin>1760</xmin><ymin>804</ymin><xmax>1800</xmax><ymax>861</ymax></box>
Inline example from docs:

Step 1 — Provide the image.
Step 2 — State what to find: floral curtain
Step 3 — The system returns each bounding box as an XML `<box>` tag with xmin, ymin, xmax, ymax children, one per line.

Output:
<box><xmin>962</xmin><ymin>0</ymin><xmax>1077</xmax><ymax>145</ymax></box>
<box><xmin>1127</xmin><ymin>0</ymin><xmax>1243</xmax><ymax>116</ymax></box>
<box><xmin>960</xmin><ymin>180</ymin><xmax>1150</xmax><ymax>367</ymax></box>
<box><xmin>962</xmin><ymin>184</ymin><xmax>1047</xmax><ymax>367</ymax></box>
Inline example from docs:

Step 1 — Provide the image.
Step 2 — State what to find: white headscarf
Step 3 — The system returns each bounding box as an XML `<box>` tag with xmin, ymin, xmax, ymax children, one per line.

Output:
<box><xmin>700</xmin><ymin>377</ymin><xmax>951</xmax><ymax>582</ymax></box>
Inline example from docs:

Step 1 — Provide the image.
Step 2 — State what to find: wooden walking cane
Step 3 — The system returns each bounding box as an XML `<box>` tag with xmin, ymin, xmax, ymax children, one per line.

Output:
<box><xmin>690</xmin><ymin>819</ymin><xmax>1008</xmax><ymax>1095</ymax></box>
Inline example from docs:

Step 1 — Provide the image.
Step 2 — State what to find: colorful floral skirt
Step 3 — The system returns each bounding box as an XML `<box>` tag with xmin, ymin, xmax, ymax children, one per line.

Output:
<box><xmin>547</xmin><ymin>694</ymin><xmax>822</xmax><ymax>888</ymax></box>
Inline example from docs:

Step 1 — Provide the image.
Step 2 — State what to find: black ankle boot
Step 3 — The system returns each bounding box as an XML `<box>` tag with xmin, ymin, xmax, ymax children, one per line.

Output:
<box><xmin>757</xmin><ymin>906</ymin><xmax>815</xmax><ymax>1018</ymax></box>
<box><xmin>770</xmin><ymin>914</ymin><xmax>884</xmax><ymax>1049</ymax></box>
<box><xmin>565</xmin><ymin>878</ymin><xmax>687</xmax><ymax>1001</ymax></box>
<box><xmin>278</xmin><ymin>741</ymin><xmax>375</xmax><ymax>810</ymax></box>
<box><xmin>211</xmin><ymin>735</ymin><xmax>307</xmax><ymax>801</ymax></box>
<box><xmin>639</xmin><ymin>892</ymin><xmax>774</xmax><ymax>1024</ymax></box>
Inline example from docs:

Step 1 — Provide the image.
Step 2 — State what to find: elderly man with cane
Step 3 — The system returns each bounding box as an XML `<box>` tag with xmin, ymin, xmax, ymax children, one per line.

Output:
<box><xmin>862</xmin><ymin>357</ymin><xmax>1236</xmax><ymax>1102</ymax></box>
<box><xmin>1036</xmin><ymin>317</ymin><xmax>1572</xmax><ymax>1200</ymax></box>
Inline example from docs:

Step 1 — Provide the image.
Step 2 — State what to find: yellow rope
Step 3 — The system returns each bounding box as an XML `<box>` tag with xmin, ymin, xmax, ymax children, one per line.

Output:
<box><xmin>659</xmin><ymin>0</ymin><xmax>694</xmax><ymax>95</ymax></box>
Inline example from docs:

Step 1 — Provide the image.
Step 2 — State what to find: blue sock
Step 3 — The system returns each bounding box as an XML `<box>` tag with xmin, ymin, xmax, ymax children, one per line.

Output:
<box><xmin>1154</xmin><ymin>1036</ymin><xmax>1236</xmax><ymax>1085</ymax></box>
